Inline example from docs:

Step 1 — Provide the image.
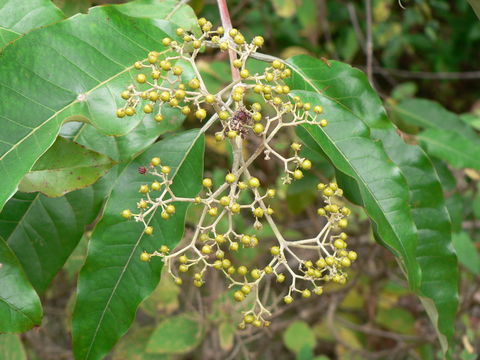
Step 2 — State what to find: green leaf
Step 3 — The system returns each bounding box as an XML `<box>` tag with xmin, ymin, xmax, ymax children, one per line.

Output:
<box><xmin>0</xmin><ymin>237</ymin><xmax>42</xmax><ymax>332</ymax></box>
<box><xmin>0</xmin><ymin>0</ymin><xmax>188</xmax><ymax>210</ymax></box>
<box><xmin>0</xmin><ymin>333</ymin><xmax>27</xmax><ymax>360</ymax></box>
<box><xmin>452</xmin><ymin>232</ymin><xmax>480</xmax><ymax>275</ymax></box>
<box><xmin>218</xmin><ymin>322</ymin><xmax>235</xmax><ymax>351</ymax></box>
<box><xmin>286</xmin><ymin>55</ymin><xmax>458</xmax><ymax>356</ymax></box>
<box><xmin>468</xmin><ymin>0</ymin><xmax>480</xmax><ymax>19</ymax></box>
<box><xmin>0</xmin><ymin>176</ymin><xmax>111</xmax><ymax>293</ymax></box>
<box><xmin>271</xmin><ymin>0</ymin><xmax>296</xmax><ymax>17</ymax></box>
<box><xmin>73</xmin><ymin>130</ymin><xmax>205</xmax><ymax>360</ymax></box>
<box><xmin>146</xmin><ymin>313</ymin><xmax>203</xmax><ymax>355</ymax></box>
<box><xmin>66</xmin><ymin>104</ymin><xmax>186</xmax><ymax>163</ymax></box>
<box><xmin>418</xmin><ymin>128</ymin><xmax>480</xmax><ymax>170</ymax></box>
<box><xmin>460</xmin><ymin>113</ymin><xmax>480</xmax><ymax>131</ymax></box>
<box><xmin>375</xmin><ymin>308</ymin><xmax>415</xmax><ymax>334</ymax></box>
<box><xmin>282</xmin><ymin>321</ymin><xmax>316</xmax><ymax>354</ymax></box>
<box><xmin>141</xmin><ymin>272</ymin><xmax>180</xmax><ymax>317</ymax></box>
<box><xmin>112</xmin><ymin>327</ymin><xmax>168</xmax><ymax>360</ymax></box>
<box><xmin>393</xmin><ymin>98</ymin><xmax>480</xmax><ymax>142</ymax></box>
<box><xmin>0</xmin><ymin>0</ymin><xmax>64</xmax><ymax>49</ymax></box>
<box><xmin>18</xmin><ymin>137</ymin><xmax>116</xmax><ymax>197</ymax></box>
<box><xmin>293</xmin><ymin>97</ymin><xmax>421</xmax><ymax>290</ymax></box>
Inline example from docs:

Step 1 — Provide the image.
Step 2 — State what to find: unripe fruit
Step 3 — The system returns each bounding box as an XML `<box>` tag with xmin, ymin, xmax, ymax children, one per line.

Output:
<box><xmin>225</xmin><ymin>173</ymin><xmax>236</xmax><ymax>183</ymax></box>
<box><xmin>276</xmin><ymin>273</ymin><xmax>285</xmax><ymax>283</ymax></box>
<box><xmin>196</xmin><ymin>108</ymin><xmax>207</xmax><ymax>120</ymax></box>
<box><xmin>139</xmin><ymin>185</ymin><xmax>149</xmax><ymax>193</ymax></box>
<box><xmin>237</xmin><ymin>266</ymin><xmax>248</xmax><ymax>276</ymax></box>
<box><xmin>240</xmin><ymin>69</ymin><xmax>249</xmax><ymax>78</ymax></box>
<box><xmin>230</xmin><ymin>203</ymin><xmax>241</xmax><ymax>213</ymax></box>
<box><xmin>253</xmin><ymin>207</ymin><xmax>264</xmax><ymax>218</ymax></box>
<box><xmin>140</xmin><ymin>252</ymin><xmax>150</xmax><ymax>262</ymax></box>
<box><xmin>208</xmin><ymin>207</ymin><xmax>218</xmax><ymax>216</ymax></box>
<box><xmin>252</xmin><ymin>319</ymin><xmax>262</xmax><ymax>328</ymax></box>
<box><xmin>341</xmin><ymin>257</ymin><xmax>351</xmax><ymax>267</ymax></box>
<box><xmin>220</xmin><ymin>196</ymin><xmax>231</xmax><ymax>206</ymax></box>
<box><xmin>136</xmin><ymin>73</ymin><xmax>147</xmax><ymax>83</ymax></box>
<box><xmin>233</xmin><ymin>59</ymin><xmax>242</xmax><ymax>68</ymax></box>
<box><xmin>251</xmin><ymin>269</ymin><xmax>261</xmax><ymax>279</ymax></box>
<box><xmin>150</xmin><ymin>157</ymin><xmax>161</xmax><ymax>167</ymax></box>
<box><xmin>201</xmin><ymin>245</ymin><xmax>212</xmax><ymax>254</ymax></box>
<box><xmin>230</xmin><ymin>242</ymin><xmax>239</xmax><ymax>251</ymax></box>
<box><xmin>189</xmin><ymin>78</ymin><xmax>200</xmax><ymax>89</ymax></box>
<box><xmin>249</xmin><ymin>177</ymin><xmax>260</xmax><ymax>188</ymax></box>
<box><xmin>338</xmin><ymin>219</ymin><xmax>348</xmax><ymax>228</ymax></box>
<box><xmin>253</xmin><ymin>36</ymin><xmax>264</xmax><ymax>46</ymax></box>
<box><xmin>284</xmin><ymin>295</ymin><xmax>293</xmax><ymax>304</ymax></box>
<box><xmin>205</xmin><ymin>94</ymin><xmax>215</xmax><ymax>103</ymax></box>
<box><xmin>291</xmin><ymin>142</ymin><xmax>301</xmax><ymax>151</ymax></box>
<box><xmin>348</xmin><ymin>251</ymin><xmax>358</xmax><ymax>261</ymax></box>
<box><xmin>270</xmin><ymin>246</ymin><xmax>280</xmax><ymax>256</ymax></box>
<box><xmin>215</xmin><ymin>234</ymin><xmax>226</xmax><ymax>243</ymax></box>
<box><xmin>219</xmin><ymin>111</ymin><xmax>229</xmax><ymax>120</ymax></box>
<box><xmin>144</xmin><ymin>226</ymin><xmax>154</xmax><ymax>235</ymax></box>
<box><xmin>314</xmin><ymin>287</ymin><xmax>323</xmax><ymax>295</ymax></box>
<box><xmin>202</xmin><ymin>178</ymin><xmax>213</xmax><ymax>187</ymax></box>
<box><xmin>302</xmin><ymin>289</ymin><xmax>311</xmax><ymax>298</ymax></box>
<box><xmin>121</xmin><ymin>209</ymin><xmax>132</xmax><ymax>218</ymax></box>
<box><xmin>179</xmin><ymin>264</ymin><xmax>188</xmax><ymax>273</ymax></box>
<box><xmin>241</xmin><ymin>285</ymin><xmax>251</xmax><ymax>294</ymax></box>
<box><xmin>293</xmin><ymin>169</ymin><xmax>303</xmax><ymax>180</ymax></box>
<box><xmin>244</xmin><ymin>314</ymin><xmax>254</xmax><ymax>323</ymax></box>
<box><xmin>253</xmin><ymin>123</ymin><xmax>264</xmax><ymax>134</ymax></box>
<box><xmin>154</xmin><ymin>114</ymin><xmax>164</xmax><ymax>122</ymax></box>
<box><xmin>301</xmin><ymin>159</ymin><xmax>312</xmax><ymax>170</ymax></box>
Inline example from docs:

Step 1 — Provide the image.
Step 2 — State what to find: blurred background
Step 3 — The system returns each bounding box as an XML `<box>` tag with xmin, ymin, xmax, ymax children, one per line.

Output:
<box><xmin>26</xmin><ymin>0</ymin><xmax>480</xmax><ymax>359</ymax></box>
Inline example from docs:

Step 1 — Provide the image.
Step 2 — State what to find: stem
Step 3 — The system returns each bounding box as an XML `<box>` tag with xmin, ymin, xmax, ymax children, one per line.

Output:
<box><xmin>365</xmin><ymin>0</ymin><xmax>374</xmax><ymax>87</ymax></box>
<box><xmin>216</xmin><ymin>0</ymin><xmax>241</xmax><ymax>81</ymax></box>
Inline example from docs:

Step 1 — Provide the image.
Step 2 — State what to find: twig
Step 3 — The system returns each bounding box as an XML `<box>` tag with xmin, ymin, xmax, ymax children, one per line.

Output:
<box><xmin>166</xmin><ymin>0</ymin><xmax>189</xmax><ymax>20</ymax></box>
<box><xmin>365</xmin><ymin>0</ymin><xmax>374</xmax><ymax>87</ymax></box>
<box><xmin>217</xmin><ymin>0</ymin><xmax>241</xmax><ymax>81</ymax></box>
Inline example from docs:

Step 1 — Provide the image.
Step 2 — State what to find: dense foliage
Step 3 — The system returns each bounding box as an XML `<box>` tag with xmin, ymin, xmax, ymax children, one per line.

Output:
<box><xmin>0</xmin><ymin>1</ymin><xmax>479</xmax><ymax>360</ymax></box>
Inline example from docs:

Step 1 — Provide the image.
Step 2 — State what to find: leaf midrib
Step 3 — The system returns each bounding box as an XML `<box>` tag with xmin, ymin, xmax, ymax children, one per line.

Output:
<box><xmin>288</xmin><ymin>63</ymin><xmax>414</xmax><ymax>272</ymax></box>
<box><xmin>83</xmin><ymin>131</ymin><xmax>202</xmax><ymax>360</ymax></box>
<box><xmin>0</xmin><ymin>64</ymin><xmax>135</xmax><ymax>163</ymax></box>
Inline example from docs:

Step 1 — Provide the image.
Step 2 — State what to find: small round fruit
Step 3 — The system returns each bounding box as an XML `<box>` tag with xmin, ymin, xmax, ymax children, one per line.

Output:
<box><xmin>202</xmin><ymin>178</ymin><xmax>213</xmax><ymax>188</ymax></box>
<box><xmin>140</xmin><ymin>252</ymin><xmax>150</xmax><ymax>262</ymax></box>
<box><xmin>284</xmin><ymin>295</ymin><xmax>293</xmax><ymax>304</ymax></box>
<box><xmin>121</xmin><ymin>209</ymin><xmax>132</xmax><ymax>218</ymax></box>
<box><xmin>302</xmin><ymin>289</ymin><xmax>311</xmax><ymax>298</ymax></box>
<box><xmin>144</xmin><ymin>226</ymin><xmax>153</xmax><ymax>235</ymax></box>
<box><xmin>225</xmin><ymin>173</ymin><xmax>236</xmax><ymax>183</ymax></box>
<box><xmin>234</xmin><ymin>290</ymin><xmax>245</xmax><ymax>302</ymax></box>
<box><xmin>270</xmin><ymin>246</ymin><xmax>280</xmax><ymax>256</ymax></box>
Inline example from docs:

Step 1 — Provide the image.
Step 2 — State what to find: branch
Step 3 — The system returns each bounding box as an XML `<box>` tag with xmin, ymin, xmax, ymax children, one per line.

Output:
<box><xmin>217</xmin><ymin>0</ymin><xmax>241</xmax><ymax>81</ymax></box>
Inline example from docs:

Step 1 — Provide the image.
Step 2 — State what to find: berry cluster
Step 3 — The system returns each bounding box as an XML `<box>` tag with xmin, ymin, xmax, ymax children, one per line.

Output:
<box><xmin>119</xmin><ymin>18</ymin><xmax>357</xmax><ymax>328</ymax></box>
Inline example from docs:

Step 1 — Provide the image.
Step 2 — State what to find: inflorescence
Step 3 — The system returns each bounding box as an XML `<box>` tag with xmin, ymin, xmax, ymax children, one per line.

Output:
<box><xmin>118</xmin><ymin>17</ymin><xmax>357</xmax><ymax>329</ymax></box>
